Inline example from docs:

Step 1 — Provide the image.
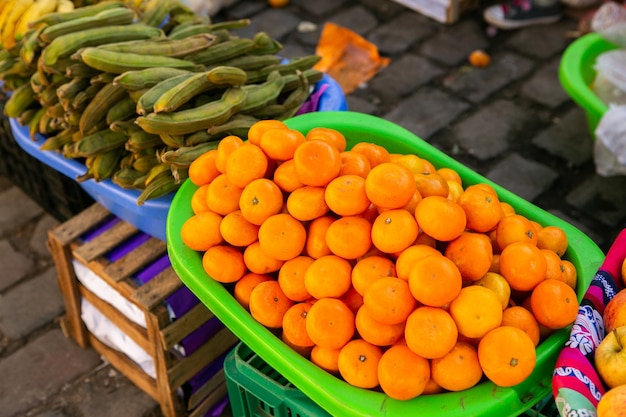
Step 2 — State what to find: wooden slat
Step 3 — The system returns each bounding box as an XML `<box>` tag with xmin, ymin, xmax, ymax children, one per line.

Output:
<box><xmin>103</xmin><ymin>238</ymin><xmax>167</xmax><ymax>282</ymax></box>
<box><xmin>187</xmin><ymin>383</ymin><xmax>228</xmax><ymax>417</ymax></box>
<box><xmin>73</xmin><ymin>221</ymin><xmax>138</xmax><ymax>263</ymax></box>
<box><xmin>131</xmin><ymin>267</ymin><xmax>183</xmax><ymax>310</ymax></box>
<box><xmin>168</xmin><ymin>327</ymin><xmax>239</xmax><ymax>389</ymax></box>
<box><xmin>80</xmin><ymin>285</ymin><xmax>152</xmax><ymax>356</ymax></box>
<box><xmin>87</xmin><ymin>333</ymin><xmax>159</xmax><ymax>401</ymax></box>
<box><xmin>187</xmin><ymin>369</ymin><xmax>226</xmax><ymax>411</ymax></box>
<box><xmin>48</xmin><ymin>203</ymin><xmax>111</xmax><ymax>245</ymax></box>
<box><xmin>160</xmin><ymin>303</ymin><xmax>214</xmax><ymax>351</ymax></box>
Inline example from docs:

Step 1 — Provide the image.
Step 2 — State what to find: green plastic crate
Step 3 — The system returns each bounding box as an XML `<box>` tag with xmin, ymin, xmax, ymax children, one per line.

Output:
<box><xmin>559</xmin><ymin>32</ymin><xmax>617</xmax><ymax>136</ymax></box>
<box><xmin>167</xmin><ymin>111</ymin><xmax>605</xmax><ymax>417</ymax></box>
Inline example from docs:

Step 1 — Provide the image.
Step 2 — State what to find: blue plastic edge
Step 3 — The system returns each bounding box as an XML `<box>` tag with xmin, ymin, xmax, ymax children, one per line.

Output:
<box><xmin>8</xmin><ymin>75</ymin><xmax>346</xmax><ymax>241</ymax></box>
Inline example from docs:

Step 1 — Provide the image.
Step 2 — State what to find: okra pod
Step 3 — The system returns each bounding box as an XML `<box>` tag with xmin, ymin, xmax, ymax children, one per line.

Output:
<box><xmin>39</xmin><ymin>8</ymin><xmax>136</xmax><ymax>43</ymax></box>
<box><xmin>135</xmin><ymin>72</ymin><xmax>195</xmax><ymax>115</ymax></box>
<box><xmin>98</xmin><ymin>33</ymin><xmax>216</xmax><ymax>58</ymax></box>
<box><xmin>137</xmin><ymin>170</ymin><xmax>179</xmax><ymax>205</ymax></box>
<box><xmin>4</xmin><ymin>82</ymin><xmax>35</xmax><ymax>118</ymax></box>
<box><xmin>206</xmin><ymin>54</ymin><xmax>282</xmax><ymax>72</ymax></box>
<box><xmin>57</xmin><ymin>77</ymin><xmax>90</xmax><ymax>99</ymax></box>
<box><xmin>92</xmin><ymin>147</ymin><xmax>128</xmax><ymax>182</ymax></box>
<box><xmin>74</xmin><ymin>128</ymin><xmax>129</xmax><ymax>157</ymax></box>
<box><xmin>77</xmin><ymin>47</ymin><xmax>198</xmax><ymax>74</ymax></box>
<box><xmin>159</xmin><ymin>141</ymin><xmax>218</xmax><ymax>168</ymax></box>
<box><xmin>183</xmin><ymin>37</ymin><xmax>254</xmax><ymax>66</ymax></box>
<box><xmin>125</xmin><ymin>130</ymin><xmax>163</xmax><ymax>153</ymax></box>
<box><xmin>113</xmin><ymin>167</ymin><xmax>146</xmax><ymax>189</ymax></box>
<box><xmin>28</xmin><ymin>107</ymin><xmax>46</xmax><ymax>140</ymax></box>
<box><xmin>113</xmin><ymin>67</ymin><xmax>193</xmax><ymax>91</ymax></box>
<box><xmin>31</xmin><ymin>1</ymin><xmax>127</xmax><ymax>27</ymax></box>
<box><xmin>79</xmin><ymin>81</ymin><xmax>127</xmax><ymax>135</ymax></box>
<box><xmin>106</xmin><ymin>95</ymin><xmax>137</xmax><ymax>125</ymax></box>
<box><xmin>239</xmin><ymin>70</ymin><xmax>284</xmax><ymax>114</ymax></box>
<box><xmin>246</xmin><ymin>55</ymin><xmax>322</xmax><ymax>84</ymax></box>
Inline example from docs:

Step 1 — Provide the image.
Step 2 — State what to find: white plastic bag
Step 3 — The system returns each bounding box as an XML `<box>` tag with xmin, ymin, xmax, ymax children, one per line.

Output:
<box><xmin>593</xmin><ymin>49</ymin><xmax>626</xmax><ymax>106</ymax></box>
<box><xmin>594</xmin><ymin>104</ymin><xmax>626</xmax><ymax>176</ymax></box>
<box><xmin>592</xmin><ymin>2</ymin><xmax>626</xmax><ymax>47</ymax></box>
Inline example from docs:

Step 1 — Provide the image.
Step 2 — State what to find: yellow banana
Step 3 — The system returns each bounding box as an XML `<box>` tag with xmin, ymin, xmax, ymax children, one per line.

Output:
<box><xmin>55</xmin><ymin>0</ymin><xmax>74</xmax><ymax>13</ymax></box>
<box><xmin>0</xmin><ymin>0</ymin><xmax>16</xmax><ymax>47</ymax></box>
<box><xmin>14</xmin><ymin>0</ymin><xmax>59</xmax><ymax>41</ymax></box>
<box><xmin>2</xmin><ymin>0</ymin><xmax>35</xmax><ymax>50</ymax></box>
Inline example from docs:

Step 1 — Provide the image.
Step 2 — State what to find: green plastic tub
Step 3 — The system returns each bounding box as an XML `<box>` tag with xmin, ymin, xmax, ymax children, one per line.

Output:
<box><xmin>559</xmin><ymin>32</ymin><xmax>617</xmax><ymax>135</ymax></box>
<box><xmin>167</xmin><ymin>111</ymin><xmax>605</xmax><ymax>417</ymax></box>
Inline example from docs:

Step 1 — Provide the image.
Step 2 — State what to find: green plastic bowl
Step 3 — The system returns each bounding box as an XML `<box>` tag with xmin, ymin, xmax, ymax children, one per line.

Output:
<box><xmin>167</xmin><ymin>111</ymin><xmax>604</xmax><ymax>417</ymax></box>
<box><xmin>559</xmin><ymin>32</ymin><xmax>617</xmax><ymax>136</ymax></box>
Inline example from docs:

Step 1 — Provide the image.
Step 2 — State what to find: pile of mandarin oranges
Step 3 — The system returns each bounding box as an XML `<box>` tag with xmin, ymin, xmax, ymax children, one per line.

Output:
<box><xmin>180</xmin><ymin>119</ymin><xmax>579</xmax><ymax>401</ymax></box>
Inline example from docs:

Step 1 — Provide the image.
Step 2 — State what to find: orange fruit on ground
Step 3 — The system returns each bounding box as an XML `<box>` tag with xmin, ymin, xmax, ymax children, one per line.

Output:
<box><xmin>293</xmin><ymin>139</ymin><xmax>341</xmax><ymax>187</ymax></box>
<box><xmin>365</xmin><ymin>162</ymin><xmax>416</xmax><ymax>209</ymax></box>
<box><xmin>430</xmin><ymin>341</ymin><xmax>483</xmax><ymax>392</ymax></box>
<box><xmin>310</xmin><ymin>345</ymin><xmax>341</xmax><ymax>374</ymax></box>
<box><xmin>561</xmin><ymin>259</ymin><xmax>578</xmax><ymax>290</ymax></box>
<box><xmin>180</xmin><ymin>211</ymin><xmax>223</xmax><ymax>251</ymax></box>
<box><xmin>202</xmin><ymin>245</ymin><xmax>246</xmax><ymax>283</ymax></box>
<box><xmin>305</xmin><ymin>297</ymin><xmax>355</xmax><ymax>349</ymax></box>
<box><xmin>542</xmin><ymin>248</ymin><xmax>566</xmax><ymax>282</ymax></box>
<box><xmin>273</xmin><ymin>159</ymin><xmax>305</xmax><ymax>193</ymax></box>
<box><xmin>259</xmin><ymin>127</ymin><xmax>306</xmax><ymax>161</ymax></box>
<box><xmin>499</xmin><ymin>241</ymin><xmax>547</xmax><ymax>292</ymax></box>
<box><xmin>188</xmin><ymin>149</ymin><xmax>220</xmax><ymax>186</ymax></box>
<box><xmin>339</xmin><ymin>150</ymin><xmax>371</xmax><ymax>178</ymax></box>
<box><xmin>206</xmin><ymin>173</ymin><xmax>244</xmax><ymax>215</ymax></box>
<box><xmin>530</xmin><ymin>279</ymin><xmax>578</xmax><ymax>330</ymax></box>
<box><xmin>248</xmin><ymin>280</ymin><xmax>295</xmax><ymax>328</ymax></box>
<box><xmin>363</xmin><ymin>276</ymin><xmax>416</xmax><ymax>325</ymax></box>
<box><xmin>282</xmin><ymin>301</ymin><xmax>315</xmax><ymax>348</ymax></box>
<box><xmin>478</xmin><ymin>325</ymin><xmax>537</xmax><ymax>387</ymax></box>
<box><xmin>413</xmin><ymin>172</ymin><xmax>449</xmax><ymax>198</ymax></box>
<box><xmin>350</xmin><ymin>142</ymin><xmax>391</xmax><ymax>168</ymax></box>
<box><xmin>304</xmin><ymin>255</ymin><xmax>353</xmax><ymax>299</ymax></box>
<box><xmin>306</xmin><ymin>126</ymin><xmax>347</xmax><ymax>152</ymax></box>
<box><xmin>501</xmin><ymin>305</ymin><xmax>541</xmax><ymax>347</ymax></box>
<box><xmin>190</xmin><ymin>184</ymin><xmax>211</xmax><ymax>214</ymax></box>
<box><xmin>474</xmin><ymin>272</ymin><xmax>511</xmax><ymax>310</ymax></box>
<box><xmin>225</xmin><ymin>143</ymin><xmax>269</xmax><ymax>188</ymax></box>
<box><xmin>219</xmin><ymin>209</ymin><xmax>259</xmax><ymax>247</ymax></box>
<box><xmin>233</xmin><ymin>272</ymin><xmax>273</xmax><ymax>310</ymax></box>
<box><xmin>378</xmin><ymin>344</ymin><xmax>430</xmax><ymax>400</ymax></box>
<box><xmin>495</xmin><ymin>214</ymin><xmax>538</xmax><ymax>251</ymax></box>
<box><xmin>405</xmin><ymin>306</ymin><xmax>458</xmax><ymax>359</ymax></box>
<box><xmin>408</xmin><ymin>253</ymin><xmax>463</xmax><ymax>307</ymax></box>
<box><xmin>351</xmin><ymin>255</ymin><xmax>396</xmax><ymax>295</ymax></box>
<box><xmin>337</xmin><ymin>339</ymin><xmax>383</xmax><ymax>389</ymax></box>
<box><xmin>324</xmin><ymin>174</ymin><xmax>371</xmax><ymax>216</ymax></box>
<box><xmin>305</xmin><ymin>215</ymin><xmax>335</xmax><ymax>259</ymax></box>
<box><xmin>371</xmin><ymin>209</ymin><xmax>419</xmax><ymax>254</ymax></box>
<box><xmin>215</xmin><ymin>135</ymin><xmax>244</xmax><ymax>173</ymax></box>
<box><xmin>243</xmin><ymin>240</ymin><xmax>284</xmax><ymax>274</ymax></box>
<box><xmin>444</xmin><ymin>232</ymin><xmax>494</xmax><ymax>282</ymax></box>
<box><xmin>537</xmin><ymin>225</ymin><xmax>568</xmax><ymax>257</ymax></box>
<box><xmin>257</xmin><ymin>213</ymin><xmax>307</xmax><ymax>261</ymax></box>
<box><xmin>414</xmin><ymin>195</ymin><xmax>467</xmax><ymax>242</ymax></box>
<box><xmin>395</xmin><ymin>244</ymin><xmax>441</xmax><ymax>281</ymax></box>
<box><xmin>469</xmin><ymin>49</ymin><xmax>491</xmax><ymax>67</ymax></box>
<box><xmin>449</xmin><ymin>285</ymin><xmax>503</xmax><ymax>339</ymax></box>
<box><xmin>457</xmin><ymin>185</ymin><xmax>502</xmax><ymax>233</ymax></box>
<box><xmin>286</xmin><ymin>185</ymin><xmax>329</xmax><ymax>221</ymax></box>
<box><xmin>247</xmin><ymin>119</ymin><xmax>288</xmax><ymax>146</ymax></box>
<box><xmin>239</xmin><ymin>178</ymin><xmax>284</xmax><ymax>225</ymax></box>
<box><xmin>325</xmin><ymin>216</ymin><xmax>372</xmax><ymax>260</ymax></box>
<box><xmin>355</xmin><ymin>304</ymin><xmax>405</xmax><ymax>347</ymax></box>
<box><xmin>277</xmin><ymin>255</ymin><xmax>315</xmax><ymax>302</ymax></box>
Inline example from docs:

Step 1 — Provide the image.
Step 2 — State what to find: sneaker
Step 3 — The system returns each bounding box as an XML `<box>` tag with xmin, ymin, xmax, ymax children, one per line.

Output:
<box><xmin>483</xmin><ymin>0</ymin><xmax>563</xmax><ymax>29</ymax></box>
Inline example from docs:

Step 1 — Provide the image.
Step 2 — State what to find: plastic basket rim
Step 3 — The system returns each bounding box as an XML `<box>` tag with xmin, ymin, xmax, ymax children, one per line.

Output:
<box><xmin>167</xmin><ymin>111</ymin><xmax>605</xmax><ymax>417</ymax></box>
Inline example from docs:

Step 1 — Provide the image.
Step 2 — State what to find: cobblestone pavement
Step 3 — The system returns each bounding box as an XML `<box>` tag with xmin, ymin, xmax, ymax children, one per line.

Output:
<box><xmin>1</xmin><ymin>0</ymin><xmax>625</xmax><ymax>416</ymax></box>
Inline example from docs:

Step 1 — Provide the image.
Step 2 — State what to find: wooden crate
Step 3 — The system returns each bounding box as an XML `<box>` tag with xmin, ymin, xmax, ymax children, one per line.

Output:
<box><xmin>47</xmin><ymin>203</ymin><xmax>239</xmax><ymax>417</ymax></box>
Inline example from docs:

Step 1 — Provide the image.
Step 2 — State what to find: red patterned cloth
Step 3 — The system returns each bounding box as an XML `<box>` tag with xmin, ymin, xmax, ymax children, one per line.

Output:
<box><xmin>552</xmin><ymin>228</ymin><xmax>626</xmax><ymax>415</ymax></box>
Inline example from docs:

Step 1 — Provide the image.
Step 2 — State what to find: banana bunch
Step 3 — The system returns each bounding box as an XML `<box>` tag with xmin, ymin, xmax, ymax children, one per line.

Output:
<box><xmin>0</xmin><ymin>0</ymin><xmax>323</xmax><ymax>204</ymax></box>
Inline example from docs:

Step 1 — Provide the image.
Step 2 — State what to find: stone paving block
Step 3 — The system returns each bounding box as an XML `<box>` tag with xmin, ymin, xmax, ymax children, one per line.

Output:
<box><xmin>384</xmin><ymin>86</ymin><xmax>470</xmax><ymax>139</ymax></box>
<box><xmin>367</xmin><ymin>11</ymin><xmax>437</xmax><ymax>56</ymax></box>
<box><xmin>486</xmin><ymin>153</ymin><xmax>559</xmax><ymax>202</ymax></box>
<box><xmin>451</xmin><ymin>99</ymin><xmax>536</xmax><ymax>160</ymax></box>
<box><xmin>292</xmin><ymin>0</ymin><xmax>351</xmax><ymax>17</ymax></box>
<box><xmin>33</xmin><ymin>411</ymin><xmax>67</xmax><ymax>417</ymax></box>
<box><xmin>505</xmin><ymin>21</ymin><xmax>578</xmax><ymax>60</ymax></box>
<box><xmin>521</xmin><ymin>57</ymin><xmax>571</xmax><ymax>108</ymax></box>
<box><xmin>30</xmin><ymin>214</ymin><xmax>59</xmax><ymax>258</ymax></box>
<box><xmin>0</xmin><ymin>267</ymin><xmax>65</xmax><ymax>340</ymax></box>
<box><xmin>233</xmin><ymin>8</ymin><xmax>301</xmax><ymax>41</ymax></box>
<box><xmin>368</xmin><ymin>54</ymin><xmax>445</xmax><ymax>100</ymax></box>
<box><xmin>61</xmin><ymin>366</ymin><xmax>158</xmax><ymax>417</ymax></box>
<box><xmin>328</xmin><ymin>5</ymin><xmax>379</xmax><ymax>35</ymax></box>
<box><xmin>0</xmin><ymin>239</ymin><xmax>34</xmax><ymax>292</ymax></box>
<box><xmin>279</xmin><ymin>40</ymin><xmax>316</xmax><ymax>60</ymax></box>
<box><xmin>222</xmin><ymin>0</ymin><xmax>266</xmax><ymax>20</ymax></box>
<box><xmin>0</xmin><ymin>329</ymin><xmax>101</xmax><ymax>417</ymax></box>
<box><xmin>532</xmin><ymin>107</ymin><xmax>594</xmax><ymax>167</ymax></box>
<box><xmin>359</xmin><ymin>0</ymin><xmax>407</xmax><ymax>19</ymax></box>
<box><xmin>419</xmin><ymin>19</ymin><xmax>489</xmax><ymax>67</ymax></box>
<box><xmin>346</xmin><ymin>94</ymin><xmax>379</xmax><ymax>115</ymax></box>
<box><xmin>443</xmin><ymin>51</ymin><xmax>535</xmax><ymax>103</ymax></box>
<box><xmin>0</xmin><ymin>186</ymin><xmax>43</xmax><ymax>234</ymax></box>
<box><xmin>566</xmin><ymin>174</ymin><xmax>626</xmax><ymax>228</ymax></box>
